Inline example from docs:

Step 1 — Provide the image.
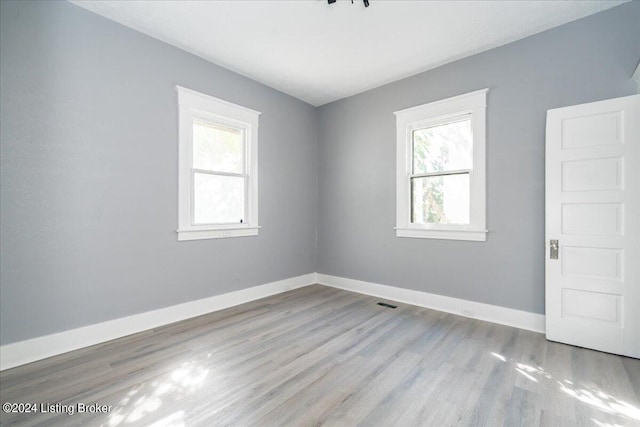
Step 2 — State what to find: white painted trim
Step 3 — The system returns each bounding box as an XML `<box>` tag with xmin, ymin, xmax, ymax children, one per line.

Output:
<box><xmin>0</xmin><ymin>273</ymin><xmax>314</xmax><ymax>371</ymax></box>
<box><xmin>176</xmin><ymin>86</ymin><xmax>260</xmax><ymax>241</ymax></box>
<box><xmin>1</xmin><ymin>272</ymin><xmax>547</xmax><ymax>371</ymax></box>
<box><xmin>633</xmin><ymin>61</ymin><xmax>640</xmax><ymax>93</ymax></box>
<box><xmin>177</xmin><ymin>226</ymin><xmax>260</xmax><ymax>241</ymax></box>
<box><xmin>395</xmin><ymin>227</ymin><xmax>487</xmax><ymax>241</ymax></box>
<box><xmin>395</xmin><ymin>89</ymin><xmax>488</xmax><ymax>241</ymax></box>
<box><xmin>394</xmin><ymin>89</ymin><xmax>488</xmax><ymax>119</ymax></box>
<box><xmin>176</xmin><ymin>85</ymin><xmax>261</xmax><ymax>124</ymax></box>
<box><xmin>316</xmin><ymin>273</ymin><xmax>545</xmax><ymax>334</ymax></box>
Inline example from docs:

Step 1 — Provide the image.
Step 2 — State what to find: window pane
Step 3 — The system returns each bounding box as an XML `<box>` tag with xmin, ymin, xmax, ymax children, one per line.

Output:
<box><xmin>411</xmin><ymin>174</ymin><xmax>470</xmax><ymax>225</ymax></box>
<box><xmin>193</xmin><ymin>173</ymin><xmax>244</xmax><ymax>224</ymax></box>
<box><xmin>193</xmin><ymin>118</ymin><xmax>243</xmax><ymax>173</ymax></box>
<box><xmin>412</xmin><ymin>118</ymin><xmax>472</xmax><ymax>174</ymax></box>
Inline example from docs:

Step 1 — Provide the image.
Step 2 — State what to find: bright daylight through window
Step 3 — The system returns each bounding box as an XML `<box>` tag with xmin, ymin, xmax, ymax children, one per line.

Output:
<box><xmin>177</xmin><ymin>86</ymin><xmax>260</xmax><ymax>241</ymax></box>
<box><xmin>395</xmin><ymin>89</ymin><xmax>487</xmax><ymax>241</ymax></box>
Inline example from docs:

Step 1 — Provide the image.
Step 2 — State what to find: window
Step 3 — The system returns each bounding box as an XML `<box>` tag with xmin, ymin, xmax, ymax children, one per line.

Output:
<box><xmin>394</xmin><ymin>89</ymin><xmax>488</xmax><ymax>241</ymax></box>
<box><xmin>177</xmin><ymin>86</ymin><xmax>260</xmax><ymax>241</ymax></box>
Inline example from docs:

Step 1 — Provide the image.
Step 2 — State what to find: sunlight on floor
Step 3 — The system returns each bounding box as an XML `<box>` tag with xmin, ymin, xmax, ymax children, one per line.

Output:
<box><xmin>491</xmin><ymin>352</ymin><xmax>506</xmax><ymax>362</ymax></box>
<box><xmin>558</xmin><ymin>380</ymin><xmax>640</xmax><ymax>421</ymax></box>
<box><xmin>515</xmin><ymin>368</ymin><xmax>538</xmax><ymax>383</ymax></box>
<box><xmin>490</xmin><ymin>352</ymin><xmax>640</xmax><ymax>424</ymax></box>
<box><xmin>591</xmin><ymin>418</ymin><xmax>625</xmax><ymax>427</ymax></box>
<box><xmin>148</xmin><ymin>410</ymin><xmax>185</xmax><ymax>427</ymax></box>
<box><xmin>105</xmin><ymin>361</ymin><xmax>209</xmax><ymax>426</ymax></box>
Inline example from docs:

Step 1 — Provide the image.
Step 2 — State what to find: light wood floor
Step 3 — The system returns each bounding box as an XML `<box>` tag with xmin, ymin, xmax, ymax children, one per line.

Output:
<box><xmin>1</xmin><ymin>285</ymin><xmax>639</xmax><ymax>426</ymax></box>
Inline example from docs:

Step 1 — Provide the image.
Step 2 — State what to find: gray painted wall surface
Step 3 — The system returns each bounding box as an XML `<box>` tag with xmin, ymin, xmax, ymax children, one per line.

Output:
<box><xmin>316</xmin><ymin>2</ymin><xmax>640</xmax><ymax>315</ymax></box>
<box><xmin>1</xmin><ymin>1</ymin><xmax>638</xmax><ymax>346</ymax></box>
<box><xmin>0</xmin><ymin>1</ymin><xmax>318</xmax><ymax>345</ymax></box>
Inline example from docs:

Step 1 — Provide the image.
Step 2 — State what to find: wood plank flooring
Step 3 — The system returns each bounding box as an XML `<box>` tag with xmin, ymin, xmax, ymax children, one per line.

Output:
<box><xmin>1</xmin><ymin>285</ymin><xmax>638</xmax><ymax>426</ymax></box>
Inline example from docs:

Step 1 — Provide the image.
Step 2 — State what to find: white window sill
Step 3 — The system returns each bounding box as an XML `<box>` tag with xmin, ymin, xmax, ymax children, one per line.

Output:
<box><xmin>177</xmin><ymin>226</ymin><xmax>260</xmax><ymax>241</ymax></box>
<box><xmin>395</xmin><ymin>227</ymin><xmax>487</xmax><ymax>242</ymax></box>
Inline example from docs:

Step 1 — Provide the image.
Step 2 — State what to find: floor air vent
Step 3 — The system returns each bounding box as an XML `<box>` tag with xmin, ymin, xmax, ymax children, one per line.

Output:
<box><xmin>377</xmin><ymin>302</ymin><xmax>397</xmax><ymax>309</ymax></box>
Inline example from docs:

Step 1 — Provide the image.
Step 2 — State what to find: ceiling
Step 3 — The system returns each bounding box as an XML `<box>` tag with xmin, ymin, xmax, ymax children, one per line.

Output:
<box><xmin>70</xmin><ymin>0</ymin><xmax>627</xmax><ymax>106</ymax></box>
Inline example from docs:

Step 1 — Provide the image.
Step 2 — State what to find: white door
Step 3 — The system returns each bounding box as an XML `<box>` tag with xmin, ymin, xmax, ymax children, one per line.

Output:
<box><xmin>546</xmin><ymin>94</ymin><xmax>640</xmax><ymax>358</ymax></box>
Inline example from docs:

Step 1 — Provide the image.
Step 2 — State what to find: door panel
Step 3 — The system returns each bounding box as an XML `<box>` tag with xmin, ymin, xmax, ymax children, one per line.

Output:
<box><xmin>546</xmin><ymin>94</ymin><xmax>639</xmax><ymax>358</ymax></box>
<box><xmin>561</xmin><ymin>203</ymin><xmax>622</xmax><ymax>236</ymax></box>
<box><xmin>561</xmin><ymin>111</ymin><xmax>622</xmax><ymax>149</ymax></box>
<box><xmin>561</xmin><ymin>289</ymin><xmax>621</xmax><ymax>325</ymax></box>
<box><xmin>561</xmin><ymin>157</ymin><xmax>622</xmax><ymax>192</ymax></box>
<box><xmin>561</xmin><ymin>246</ymin><xmax>623</xmax><ymax>281</ymax></box>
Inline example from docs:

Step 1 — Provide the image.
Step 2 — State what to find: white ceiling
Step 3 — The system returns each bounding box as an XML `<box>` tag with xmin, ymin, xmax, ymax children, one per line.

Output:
<box><xmin>70</xmin><ymin>0</ymin><xmax>627</xmax><ymax>106</ymax></box>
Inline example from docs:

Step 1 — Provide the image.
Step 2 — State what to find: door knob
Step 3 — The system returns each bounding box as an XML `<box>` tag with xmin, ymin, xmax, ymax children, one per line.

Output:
<box><xmin>550</xmin><ymin>240</ymin><xmax>559</xmax><ymax>260</ymax></box>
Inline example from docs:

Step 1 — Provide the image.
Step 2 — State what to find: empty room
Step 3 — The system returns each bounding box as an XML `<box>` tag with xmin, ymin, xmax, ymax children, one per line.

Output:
<box><xmin>1</xmin><ymin>0</ymin><xmax>639</xmax><ymax>426</ymax></box>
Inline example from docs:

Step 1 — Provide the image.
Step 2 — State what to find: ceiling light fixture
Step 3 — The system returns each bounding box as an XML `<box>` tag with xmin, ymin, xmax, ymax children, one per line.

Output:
<box><xmin>327</xmin><ymin>0</ymin><xmax>370</xmax><ymax>7</ymax></box>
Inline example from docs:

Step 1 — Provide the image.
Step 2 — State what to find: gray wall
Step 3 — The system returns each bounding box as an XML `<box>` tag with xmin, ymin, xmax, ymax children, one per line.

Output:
<box><xmin>2</xmin><ymin>1</ymin><xmax>638</xmax><ymax>346</ymax></box>
<box><xmin>316</xmin><ymin>2</ymin><xmax>640</xmax><ymax>315</ymax></box>
<box><xmin>0</xmin><ymin>0</ymin><xmax>318</xmax><ymax>345</ymax></box>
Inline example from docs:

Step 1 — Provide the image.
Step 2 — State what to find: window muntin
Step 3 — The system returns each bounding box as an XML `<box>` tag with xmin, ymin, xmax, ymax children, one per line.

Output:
<box><xmin>412</xmin><ymin>117</ymin><xmax>472</xmax><ymax>174</ymax></box>
<box><xmin>395</xmin><ymin>89</ymin><xmax>487</xmax><ymax>241</ymax></box>
<box><xmin>191</xmin><ymin>117</ymin><xmax>246</xmax><ymax>226</ymax></box>
<box><xmin>411</xmin><ymin>173</ymin><xmax>470</xmax><ymax>225</ymax></box>
<box><xmin>410</xmin><ymin>115</ymin><xmax>472</xmax><ymax>226</ymax></box>
<box><xmin>192</xmin><ymin>118</ymin><xmax>244</xmax><ymax>174</ymax></box>
<box><xmin>193</xmin><ymin>172</ymin><xmax>245</xmax><ymax>225</ymax></box>
<box><xmin>177</xmin><ymin>86</ymin><xmax>260</xmax><ymax>241</ymax></box>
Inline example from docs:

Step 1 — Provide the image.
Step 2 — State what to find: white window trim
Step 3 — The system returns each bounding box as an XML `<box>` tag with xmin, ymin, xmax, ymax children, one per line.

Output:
<box><xmin>394</xmin><ymin>89</ymin><xmax>488</xmax><ymax>242</ymax></box>
<box><xmin>176</xmin><ymin>86</ymin><xmax>260</xmax><ymax>241</ymax></box>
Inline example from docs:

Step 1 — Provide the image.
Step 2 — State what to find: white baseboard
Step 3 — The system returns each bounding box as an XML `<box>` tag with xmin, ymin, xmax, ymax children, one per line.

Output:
<box><xmin>1</xmin><ymin>272</ymin><xmax>546</xmax><ymax>371</ymax></box>
<box><xmin>0</xmin><ymin>273</ymin><xmax>315</xmax><ymax>371</ymax></box>
<box><xmin>316</xmin><ymin>273</ymin><xmax>545</xmax><ymax>334</ymax></box>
